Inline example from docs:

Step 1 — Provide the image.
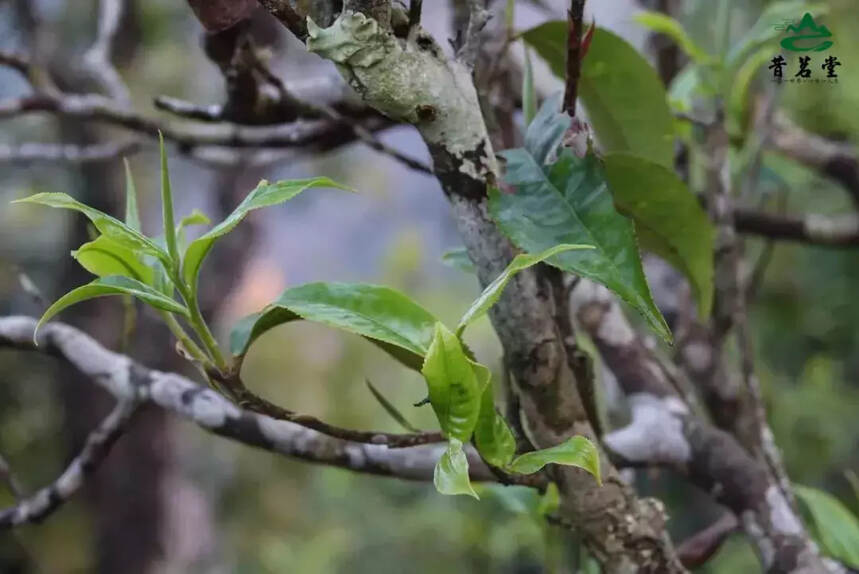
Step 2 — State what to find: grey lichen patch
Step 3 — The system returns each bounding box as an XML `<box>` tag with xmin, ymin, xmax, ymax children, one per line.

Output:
<box><xmin>306</xmin><ymin>10</ymin><xmax>496</xmax><ymax>184</ymax></box>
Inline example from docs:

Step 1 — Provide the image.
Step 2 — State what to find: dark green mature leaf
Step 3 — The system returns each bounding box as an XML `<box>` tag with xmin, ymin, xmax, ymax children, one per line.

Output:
<box><xmin>434</xmin><ymin>438</ymin><xmax>478</xmax><ymax>498</ymax></box>
<box><xmin>366</xmin><ymin>379</ymin><xmax>419</xmax><ymax>433</ymax></box>
<box><xmin>603</xmin><ymin>153</ymin><xmax>714</xmax><ymax>317</ymax></box>
<box><xmin>522</xmin><ymin>25</ymin><xmax>674</xmax><ymax>167</ymax></box>
<box><xmin>795</xmin><ymin>484</ymin><xmax>859</xmax><ymax>567</ymax></box>
<box><xmin>230</xmin><ymin>282</ymin><xmax>438</xmax><ymax>370</ymax></box>
<box><xmin>36</xmin><ymin>275</ymin><xmax>188</xmax><ymax>337</ymax></box>
<box><xmin>183</xmin><ymin>178</ymin><xmax>351</xmax><ymax>290</ymax></box>
<box><xmin>13</xmin><ymin>193</ymin><xmax>169</xmax><ymax>265</ymax></box>
<box><xmin>457</xmin><ymin>243</ymin><xmax>593</xmax><ymax>337</ymax></box>
<box><xmin>474</xmin><ymin>384</ymin><xmax>516</xmax><ymax>468</ymax></box>
<box><xmin>422</xmin><ymin>323</ymin><xmax>487</xmax><ymax>441</ymax></box>
<box><xmin>72</xmin><ymin>236</ymin><xmax>154</xmax><ymax>284</ymax></box>
<box><xmin>508</xmin><ymin>436</ymin><xmax>601</xmax><ymax>483</ymax></box>
<box><xmin>123</xmin><ymin>159</ymin><xmax>141</xmax><ymax>231</ymax></box>
<box><xmin>490</xmin><ymin>102</ymin><xmax>670</xmax><ymax>342</ymax></box>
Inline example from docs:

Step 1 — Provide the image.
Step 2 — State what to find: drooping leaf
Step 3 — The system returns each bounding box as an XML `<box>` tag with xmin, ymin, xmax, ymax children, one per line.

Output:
<box><xmin>72</xmin><ymin>236</ymin><xmax>154</xmax><ymax>285</ymax></box>
<box><xmin>473</xmin><ymin>383</ymin><xmax>516</xmax><ymax>468</ymax></box>
<box><xmin>13</xmin><ymin>193</ymin><xmax>169</xmax><ymax>265</ymax></box>
<box><xmin>366</xmin><ymin>379</ymin><xmax>419</xmax><ymax>433</ymax></box>
<box><xmin>522</xmin><ymin>25</ymin><xmax>674</xmax><ymax>167</ymax></box>
<box><xmin>441</xmin><ymin>248</ymin><xmax>475</xmax><ymax>274</ymax></box>
<box><xmin>522</xmin><ymin>47</ymin><xmax>537</xmax><ymax>127</ymax></box>
<box><xmin>36</xmin><ymin>275</ymin><xmax>188</xmax><ymax>337</ymax></box>
<box><xmin>230</xmin><ymin>282</ymin><xmax>438</xmax><ymax>371</ymax></box>
<box><xmin>434</xmin><ymin>438</ymin><xmax>479</xmax><ymax>499</ymax></box>
<box><xmin>795</xmin><ymin>484</ymin><xmax>859</xmax><ymax>567</ymax></box>
<box><xmin>123</xmin><ymin>159</ymin><xmax>141</xmax><ymax>232</ymax></box>
<box><xmin>456</xmin><ymin>243</ymin><xmax>593</xmax><ymax>337</ymax></box>
<box><xmin>490</xmin><ymin>101</ymin><xmax>671</xmax><ymax>342</ymax></box>
<box><xmin>507</xmin><ymin>436</ymin><xmax>601</xmax><ymax>483</ymax></box>
<box><xmin>634</xmin><ymin>11</ymin><xmax>711</xmax><ymax>64</ymax></box>
<box><xmin>183</xmin><ymin>178</ymin><xmax>351</xmax><ymax>290</ymax></box>
<box><xmin>159</xmin><ymin>135</ymin><xmax>180</xmax><ymax>265</ymax></box>
<box><xmin>421</xmin><ymin>323</ymin><xmax>486</xmax><ymax>441</ymax></box>
<box><xmin>602</xmin><ymin>153</ymin><xmax>714</xmax><ymax>317</ymax></box>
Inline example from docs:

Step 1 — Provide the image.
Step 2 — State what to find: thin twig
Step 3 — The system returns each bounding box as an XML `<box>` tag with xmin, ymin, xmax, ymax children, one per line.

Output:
<box><xmin>0</xmin><ymin>453</ymin><xmax>23</xmax><ymax>500</ymax></box>
<box><xmin>210</xmin><ymin>370</ymin><xmax>444</xmax><ymax>448</ymax></box>
<box><xmin>0</xmin><ymin>400</ymin><xmax>137</xmax><ymax>528</ymax></box>
<box><xmin>82</xmin><ymin>0</ymin><xmax>129</xmax><ymax>103</ymax></box>
<box><xmin>562</xmin><ymin>0</ymin><xmax>586</xmax><ymax>116</ymax></box>
<box><xmin>256</xmin><ymin>0</ymin><xmax>308</xmax><ymax>41</ymax></box>
<box><xmin>457</xmin><ymin>0</ymin><xmax>490</xmax><ymax>69</ymax></box>
<box><xmin>676</xmin><ymin>513</ymin><xmax>739</xmax><ymax>568</ymax></box>
<box><xmin>408</xmin><ymin>0</ymin><xmax>423</xmax><ymax>30</ymax></box>
<box><xmin>0</xmin><ymin>141</ymin><xmax>139</xmax><ymax>164</ymax></box>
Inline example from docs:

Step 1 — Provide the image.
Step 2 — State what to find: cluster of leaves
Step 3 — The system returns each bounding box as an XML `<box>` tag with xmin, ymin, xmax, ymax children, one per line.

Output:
<box><xmin>517</xmin><ymin>23</ymin><xmax>714</xmax><ymax>333</ymax></box>
<box><xmin>516</xmin><ymin>5</ymin><xmax>859</xmax><ymax>566</ymax></box>
<box><xmin>14</xmin><ymin>139</ymin><xmax>601</xmax><ymax>499</ymax></box>
<box><xmin>230</xmin><ymin>244</ymin><xmax>602</xmax><ymax>498</ymax></box>
<box><xmin>14</xmin><ymin>137</ymin><xmax>347</xmax><ymax>373</ymax></box>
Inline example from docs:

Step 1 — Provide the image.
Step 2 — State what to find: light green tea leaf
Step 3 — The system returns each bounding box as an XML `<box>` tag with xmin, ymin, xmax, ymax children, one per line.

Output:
<box><xmin>507</xmin><ymin>436</ymin><xmax>600</xmax><ymax>483</ymax></box>
<box><xmin>434</xmin><ymin>438</ymin><xmax>479</xmax><ymax>499</ymax></box>
<box><xmin>183</xmin><ymin>178</ymin><xmax>351</xmax><ymax>291</ymax></box>
<box><xmin>37</xmin><ymin>275</ymin><xmax>188</xmax><ymax>338</ymax></box>
<box><xmin>457</xmin><ymin>243</ymin><xmax>593</xmax><ymax>337</ymax></box>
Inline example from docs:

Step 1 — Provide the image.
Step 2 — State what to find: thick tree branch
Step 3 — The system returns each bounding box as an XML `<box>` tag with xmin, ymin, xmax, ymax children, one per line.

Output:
<box><xmin>295</xmin><ymin>7</ymin><xmax>686</xmax><ymax>571</ymax></box>
<box><xmin>570</xmin><ymin>280</ymin><xmax>841</xmax><ymax>574</ymax></box>
<box><xmin>0</xmin><ymin>317</ymin><xmax>510</xmax><ymax>489</ymax></box>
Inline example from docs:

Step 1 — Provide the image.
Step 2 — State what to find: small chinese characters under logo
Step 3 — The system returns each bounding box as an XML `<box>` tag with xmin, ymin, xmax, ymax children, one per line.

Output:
<box><xmin>770</xmin><ymin>13</ymin><xmax>840</xmax><ymax>84</ymax></box>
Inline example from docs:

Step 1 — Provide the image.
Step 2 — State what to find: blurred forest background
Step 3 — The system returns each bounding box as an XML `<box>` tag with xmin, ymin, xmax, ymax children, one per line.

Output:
<box><xmin>0</xmin><ymin>0</ymin><xmax>857</xmax><ymax>572</ymax></box>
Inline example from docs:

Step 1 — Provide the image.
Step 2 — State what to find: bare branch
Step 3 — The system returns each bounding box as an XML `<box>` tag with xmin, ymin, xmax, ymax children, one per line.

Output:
<box><xmin>0</xmin><ymin>400</ymin><xmax>137</xmax><ymax>528</ymax></box>
<box><xmin>257</xmin><ymin>0</ymin><xmax>309</xmax><ymax>40</ymax></box>
<box><xmin>0</xmin><ymin>453</ymin><xmax>23</xmax><ymax>500</ymax></box>
<box><xmin>457</xmin><ymin>0</ymin><xmax>490</xmax><ymax>68</ymax></box>
<box><xmin>562</xmin><ymin>0</ymin><xmax>586</xmax><ymax>116</ymax></box>
<box><xmin>734</xmin><ymin>209</ymin><xmax>859</xmax><ymax>246</ymax></box>
<box><xmin>772</xmin><ymin>114</ymin><xmax>859</xmax><ymax>208</ymax></box>
<box><xmin>676</xmin><ymin>513</ymin><xmax>739</xmax><ymax>569</ymax></box>
<box><xmin>0</xmin><ymin>50</ymin><xmax>30</xmax><ymax>79</ymax></box>
<box><xmin>153</xmin><ymin>96</ymin><xmax>224</xmax><ymax>122</ymax></box>
<box><xmin>0</xmin><ymin>317</ymin><xmax>517</xmax><ymax>489</ymax></box>
<box><xmin>408</xmin><ymin>0</ymin><xmax>423</xmax><ymax>30</ymax></box>
<box><xmin>209</xmin><ymin>370</ymin><xmax>445</xmax><ymax>448</ymax></box>
<box><xmin>0</xmin><ymin>140</ymin><xmax>140</xmax><ymax>164</ymax></box>
<box><xmin>569</xmin><ymin>280</ymin><xmax>840</xmax><ymax>574</ymax></box>
<box><xmin>82</xmin><ymin>0</ymin><xmax>130</xmax><ymax>103</ymax></box>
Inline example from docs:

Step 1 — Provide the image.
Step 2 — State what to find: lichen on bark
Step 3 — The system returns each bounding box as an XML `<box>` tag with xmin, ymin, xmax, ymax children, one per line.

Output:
<box><xmin>306</xmin><ymin>10</ymin><xmax>496</xmax><ymax>185</ymax></box>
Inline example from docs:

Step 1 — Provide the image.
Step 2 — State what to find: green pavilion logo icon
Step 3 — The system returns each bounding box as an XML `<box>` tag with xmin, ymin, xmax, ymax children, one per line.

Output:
<box><xmin>778</xmin><ymin>12</ymin><xmax>833</xmax><ymax>52</ymax></box>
